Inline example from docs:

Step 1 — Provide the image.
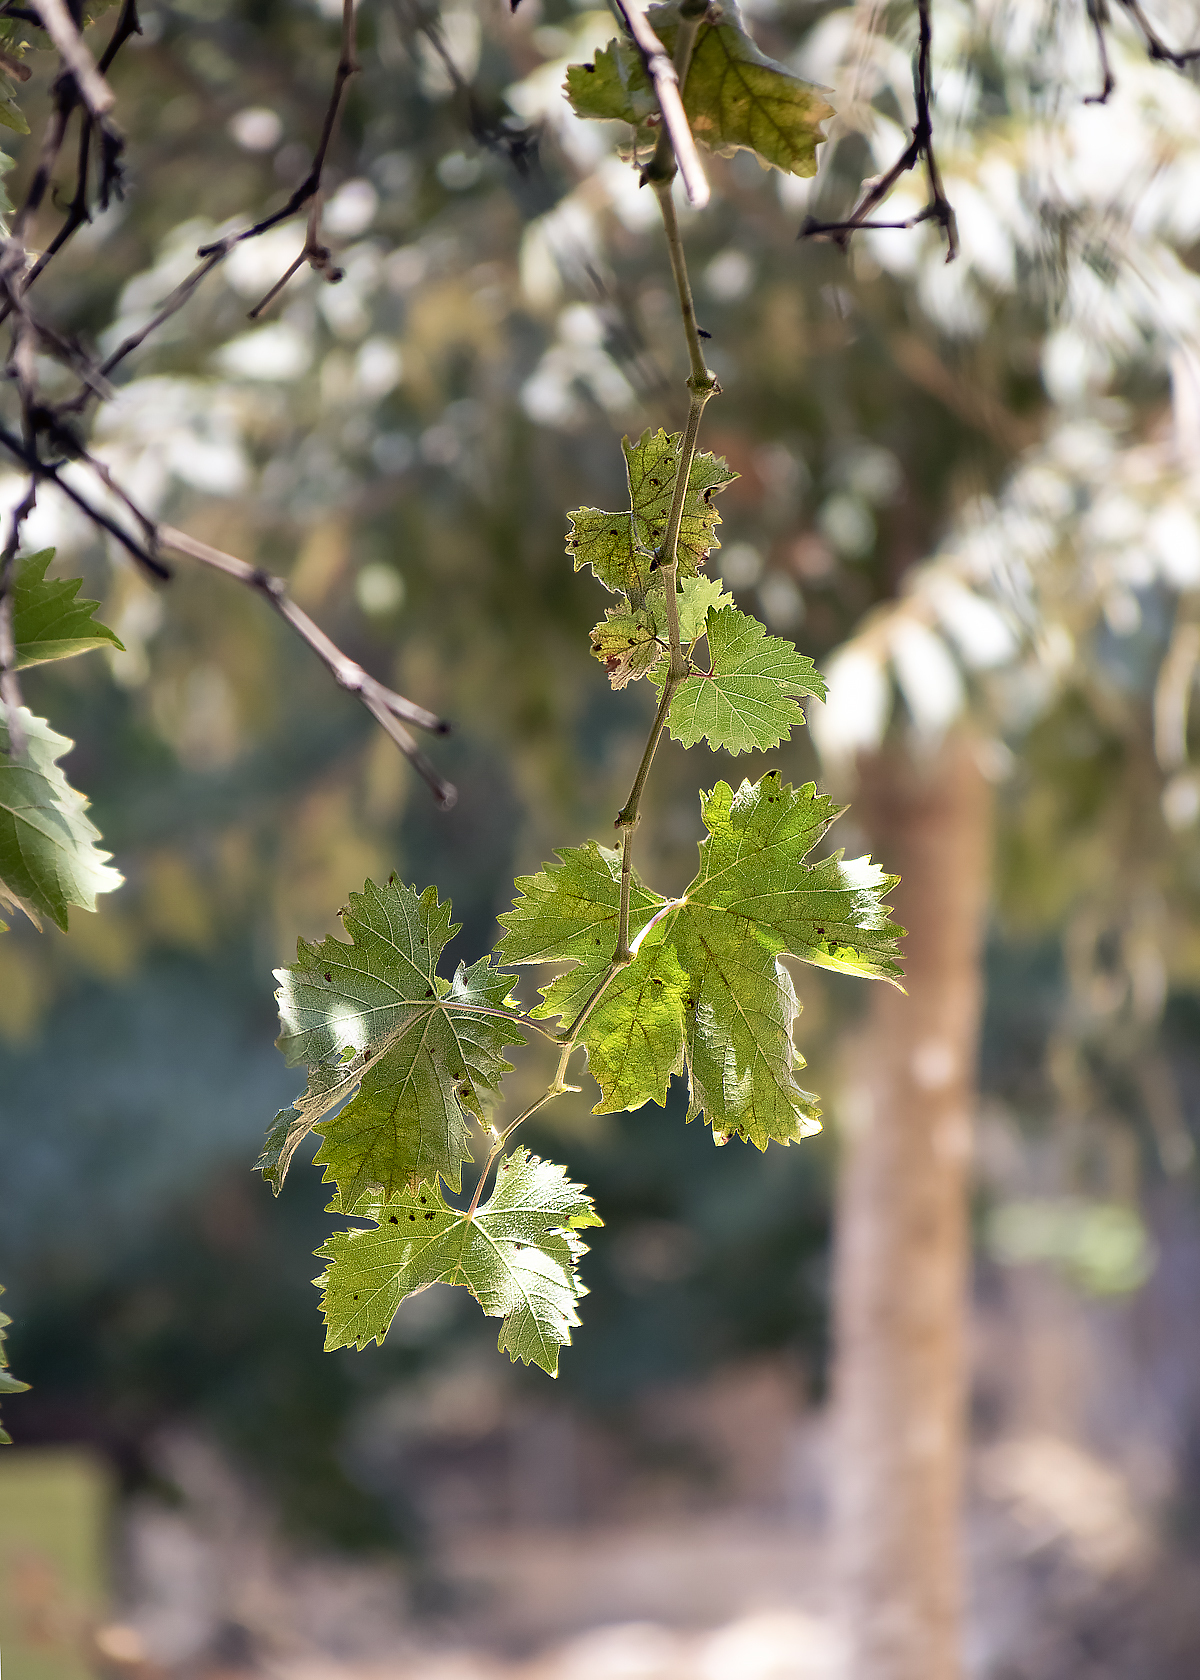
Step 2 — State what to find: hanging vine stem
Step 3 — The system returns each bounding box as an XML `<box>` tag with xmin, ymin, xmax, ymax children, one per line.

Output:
<box><xmin>465</xmin><ymin>6</ymin><xmax>718</xmax><ymax>1214</ymax></box>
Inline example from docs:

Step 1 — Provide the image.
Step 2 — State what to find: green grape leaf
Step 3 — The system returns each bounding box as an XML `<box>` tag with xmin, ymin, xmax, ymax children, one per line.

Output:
<box><xmin>567</xmin><ymin>429</ymin><xmax>735</xmax><ymax>609</ymax></box>
<box><xmin>565</xmin><ymin>0</ymin><xmax>834</xmax><ymax>178</ymax></box>
<box><xmin>10</xmin><ymin>549</ymin><xmax>123</xmax><ymax>667</ymax></box>
<box><xmin>317</xmin><ymin>1148</ymin><xmax>602</xmax><ymax>1375</ymax></box>
<box><xmin>498</xmin><ymin>839</ymin><xmax>664</xmax><ymax>972</ymax></box>
<box><xmin>0</xmin><ymin>708</ymin><xmax>122</xmax><ymax>932</ymax></box>
<box><xmin>0</xmin><ymin>98</ymin><xmax>27</xmax><ymax>136</ymax></box>
<box><xmin>657</xmin><ymin>604</ymin><xmax>826</xmax><ymax>754</ymax></box>
<box><xmin>501</xmin><ymin>774</ymin><xmax>902</xmax><ymax>1142</ymax></box>
<box><xmin>0</xmin><ymin>1285</ymin><xmax>29</xmax><ymax>1445</ymax></box>
<box><xmin>589</xmin><ymin>603</ymin><xmax>663</xmax><ymax>689</ymax></box>
<box><xmin>589</xmin><ymin>576</ymin><xmax>736</xmax><ymax>690</ymax></box>
<box><xmin>678</xmin><ymin>574</ymin><xmax>732</xmax><ymax>644</ymax></box>
<box><xmin>497</xmin><ymin>839</ymin><xmax>665</xmax><ymax>1027</ymax></box>
<box><xmin>267</xmin><ymin>878</ymin><xmax>527</xmax><ymax>1204</ymax></box>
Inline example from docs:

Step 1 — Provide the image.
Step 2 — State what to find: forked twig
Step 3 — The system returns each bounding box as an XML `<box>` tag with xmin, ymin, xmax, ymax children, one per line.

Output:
<box><xmin>208</xmin><ymin>0</ymin><xmax>360</xmax><ymax>318</ymax></box>
<box><xmin>30</xmin><ymin>0</ymin><xmax>114</xmax><ymax>116</ymax></box>
<box><xmin>157</xmin><ymin>526</ymin><xmax>457</xmax><ymax>808</ymax></box>
<box><xmin>800</xmin><ymin>0</ymin><xmax>958</xmax><ymax>261</ymax></box>
<box><xmin>1084</xmin><ymin>0</ymin><xmax>1200</xmax><ymax>103</ymax></box>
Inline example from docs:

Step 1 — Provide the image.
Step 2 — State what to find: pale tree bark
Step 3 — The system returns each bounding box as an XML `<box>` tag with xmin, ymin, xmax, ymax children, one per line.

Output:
<box><xmin>832</xmin><ymin>732</ymin><xmax>992</xmax><ymax>1680</ymax></box>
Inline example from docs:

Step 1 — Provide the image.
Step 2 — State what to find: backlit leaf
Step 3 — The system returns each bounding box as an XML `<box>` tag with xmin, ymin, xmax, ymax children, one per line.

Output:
<box><xmin>10</xmin><ymin>549</ymin><xmax>124</xmax><ymax>668</ymax></box>
<box><xmin>499</xmin><ymin>773</ymin><xmax>902</xmax><ymax>1139</ymax></box>
<box><xmin>317</xmin><ymin>1148</ymin><xmax>601</xmax><ymax>1375</ymax></box>
<box><xmin>265</xmin><ymin>878</ymin><xmax>526</xmax><ymax>1204</ymax></box>
<box><xmin>567</xmin><ymin>428</ymin><xmax>735</xmax><ymax>609</ymax></box>
<box><xmin>565</xmin><ymin>0</ymin><xmax>834</xmax><ymax>178</ymax></box>
<box><xmin>0</xmin><ymin>1285</ymin><xmax>29</xmax><ymax>1445</ymax></box>
<box><xmin>0</xmin><ymin>708</ymin><xmax>122</xmax><ymax>932</ymax></box>
<box><xmin>658</xmin><ymin>604</ymin><xmax>826</xmax><ymax>753</ymax></box>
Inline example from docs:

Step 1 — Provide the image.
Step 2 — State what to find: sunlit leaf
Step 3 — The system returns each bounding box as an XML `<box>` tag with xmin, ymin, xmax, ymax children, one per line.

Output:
<box><xmin>0</xmin><ymin>1285</ymin><xmax>29</xmax><ymax>1445</ymax></box>
<box><xmin>499</xmin><ymin>773</ymin><xmax>902</xmax><ymax>1138</ymax></box>
<box><xmin>0</xmin><ymin>708</ymin><xmax>122</xmax><ymax>932</ymax></box>
<box><xmin>317</xmin><ymin>1148</ymin><xmax>601</xmax><ymax>1375</ymax></box>
<box><xmin>658</xmin><ymin>604</ymin><xmax>826</xmax><ymax>752</ymax></box>
<box><xmin>266</xmin><ymin>878</ymin><xmax>526</xmax><ymax>1204</ymax></box>
<box><xmin>567</xmin><ymin>428</ymin><xmax>735</xmax><ymax>609</ymax></box>
<box><xmin>566</xmin><ymin>0</ymin><xmax>834</xmax><ymax>177</ymax></box>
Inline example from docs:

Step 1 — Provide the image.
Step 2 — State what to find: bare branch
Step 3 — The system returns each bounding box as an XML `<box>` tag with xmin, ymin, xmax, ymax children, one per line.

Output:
<box><xmin>610</xmin><ymin>0</ymin><xmax>710</xmax><ymax>208</ymax></box>
<box><xmin>1084</xmin><ymin>0</ymin><xmax>1116</xmax><ymax>103</ymax></box>
<box><xmin>20</xmin><ymin>0</ymin><xmax>143</xmax><ymax>290</ymax></box>
<box><xmin>157</xmin><ymin>525</ymin><xmax>458</xmax><ymax>809</ymax></box>
<box><xmin>391</xmin><ymin>0</ymin><xmax>540</xmax><ymax>176</ymax></box>
<box><xmin>0</xmin><ymin>479</ymin><xmax>36</xmax><ymax>758</ymax></box>
<box><xmin>0</xmin><ymin>420</ymin><xmax>170</xmax><ymax>579</ymax></box>
<box><xmin>30</xmin><ymin>0</ymin><xmax>114</xmax><ymax>117</ymax></box>
<box><xmin>205</xmin><ymin>0</ymin><xmax>360</xmax><ymax>318</ymax></box>
<box><xmin>1116</xmin><ymin>0</ymin><xmax>1200</xmax><ymax>67</ymax></box>
<box><xmin>1083</xmin><ymin>0</ymin><xmax>1199</xmax><ymax>104</ymax></box>
<box><xmin>800</xmin><ymin>0</ymin><xmax>957</xmax><ymax>261</ymax></box>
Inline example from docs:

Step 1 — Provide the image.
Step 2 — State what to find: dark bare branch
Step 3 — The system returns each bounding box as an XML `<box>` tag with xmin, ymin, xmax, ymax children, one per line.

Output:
<box><xmin>800</xmin><ymin>0</ymin><xmax>957</xmax><ymax>261</ymax></box>
<box><xmin>0</xmin><ymin>479</ymin><xmax>36</xmax><ymax>757</ymax></box>
<box><xmin>203</xmin><ymin>0</ymin><xmax>360</xmax><ymax>318</ymax></box>
<box><xmin>0</xmin><ymin>420</ymin><xmax>170</xmax><ymax>579</ymax></box>
<box><xmin>30</xmin><ymin>0</ymin><xmax>114</xmax><ymax>117</ymax></box>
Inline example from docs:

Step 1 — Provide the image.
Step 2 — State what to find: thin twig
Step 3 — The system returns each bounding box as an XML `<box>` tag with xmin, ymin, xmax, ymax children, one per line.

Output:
<box><xmin>0</xmin><ymin>419</ymin><xmax>170</xmax><ymax>579</ymax></box>
<box><xmin>392</xmin><ymin>0</ymin><xmax>540</xmax><ymax>176</ymax></box>
<box><xmin>1084</xmin><ymin>0</ymin><xmax>1116</xmax><ymax>102</ymax></box>
<box><xmin>610</xmin><ymin>0</ymin><xmax>709</xmax><ymax>208</ymax></box>
<box><xmin>0</xmin><ymin>479</ymin><xmax>36</xmax><ymax>757</ymax></box>
<box><xmin>800</xmin><ymin>0</ymin><xmax>958</xmax><ymax>261</ymax></box>
<box><xmin>55</xmin><ymin>244</ymin><xmax>229</xmax><ymax>415</ymax></box>
<box><xmin>211</xmin><ymin>0</ymin><xmax>360</xmax><ymax>318</ymax></box>
<box><xmin>156</xmin><ymin>525</ymin><xmax>457</xmax><ymax>808</ymax></box>
<box><xmin>20</xmin><ymin>0</ymin><xmax>142</xmax><ymax>291</ymax></box>
<box><xmin>30</xmin><ymin>0</ymin><xmax>114</xmax><ymax>116</ymax></box>
<box><xmin>1116</xmin><ymin>0</ymin><xmax>1200</xmax><ymax>66</ymax></box>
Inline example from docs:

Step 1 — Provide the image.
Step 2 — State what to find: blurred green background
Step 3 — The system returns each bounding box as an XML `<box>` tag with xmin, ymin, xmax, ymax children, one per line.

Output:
<box><xmin>3</xmin><ymin>0</ymin><xmax>1200</xmax><ymax>1672</ymax></box>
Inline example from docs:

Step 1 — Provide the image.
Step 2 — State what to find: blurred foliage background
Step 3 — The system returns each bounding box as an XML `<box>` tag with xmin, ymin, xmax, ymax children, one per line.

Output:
<box><xmin>2</xmin><ymin>0</ymin><xmax>1200</xmax><ymax>1618</ymax></box>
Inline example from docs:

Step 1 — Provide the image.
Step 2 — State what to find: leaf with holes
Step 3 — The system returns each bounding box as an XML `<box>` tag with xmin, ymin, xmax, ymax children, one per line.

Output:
<box><xmin>317</xmin><ymin>1148</ymin><xmax>602</xmax><ymax>1375</ymax></box>
<box><xmin>0</xmin><ymin>708</ymin><xmax>122</xmax><ymax>932</ymax></box>
<box><xmin>266</xmin><ymin>878</ymin><xmax>527</xmax><ymax>1206</ymax></box>
<box><xmin>567</xmin><ymin>429</ymin><xmax>735</xmax><ymax>609</ymax></box>
<box><xmin>657</xmin><ymin>604</ymin><xmax>826</xmax><ymax>753</ymax></box>
<box><xmin>10</xmin><ymin>549</ymin><xmax>123</xmax><ymax>667</ymax></box>
<box><xmin>589</xmin><ymin>603</ymin><xmax>662</xmax><ymax>689</ymax></box>
<box><xmin>565</xmin><ymin>0</ymin><xmax>834</xmax><ymax>177</ymax></box>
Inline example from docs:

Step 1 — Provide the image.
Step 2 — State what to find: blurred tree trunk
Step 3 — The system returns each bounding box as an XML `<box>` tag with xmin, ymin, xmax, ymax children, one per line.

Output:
<box><xmin>832</xmin><ymin>732</ymin><xmax>992</xmax><ymax>1680</ymax></box>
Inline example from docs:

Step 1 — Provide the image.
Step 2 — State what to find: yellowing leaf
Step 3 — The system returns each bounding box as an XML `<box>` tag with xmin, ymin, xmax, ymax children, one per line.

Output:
<box><xmin>567</xmin><ymin>428</ymin><xmax>735</xmax><ymax>609</ymax></box>
<box><xmin>589</xmin><ymin>604</ymin><xmax>662</xmax><ymax>688</ymax></box>
<box><xmin>566</xmin><ymin>0</ymin><xmax>834</xmax><ymax>178</ymax></box>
